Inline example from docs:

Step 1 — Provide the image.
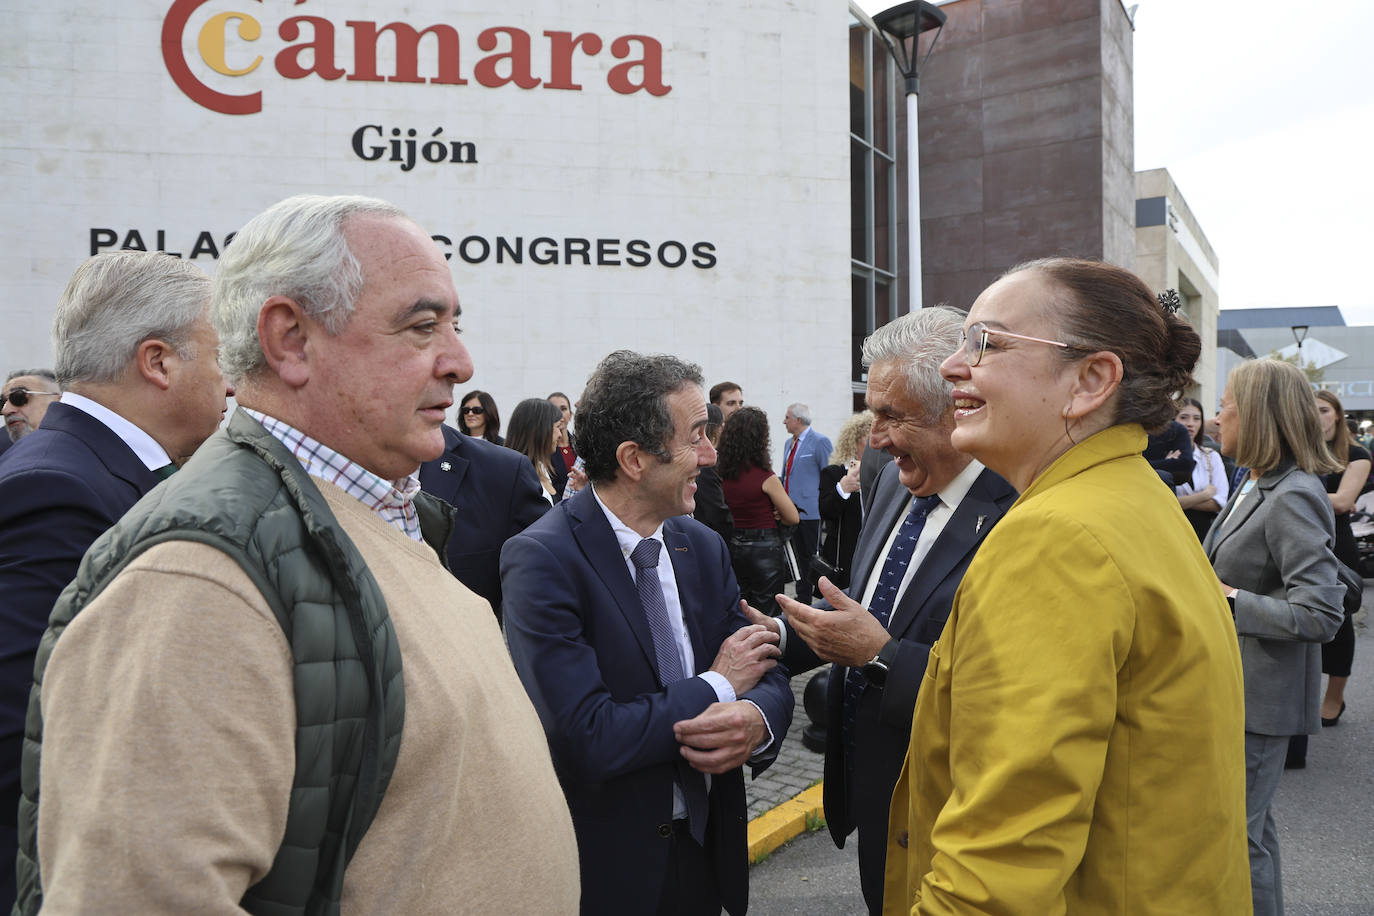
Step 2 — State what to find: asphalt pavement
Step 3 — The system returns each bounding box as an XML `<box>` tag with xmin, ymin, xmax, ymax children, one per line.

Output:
<box><xmin>747</xmin><ymin>605</ymin><xmax>1374</xmax><ymax>915</ymax></box>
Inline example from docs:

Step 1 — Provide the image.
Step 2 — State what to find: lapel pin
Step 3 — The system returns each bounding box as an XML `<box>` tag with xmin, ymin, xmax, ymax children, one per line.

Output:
<box><xmin>673</xmin><ymin>546</ymin><xmax>689</xmax><ymax>552</ymax></box>
<box><xmin>975</xmin><ymin>515</ymin><xmax>986</xmax><ymax>534</ymax></box>
<box><xmin>440</xmin><ymin>461</ymin><xmax>452</xmax><ymax>472</ymax></box>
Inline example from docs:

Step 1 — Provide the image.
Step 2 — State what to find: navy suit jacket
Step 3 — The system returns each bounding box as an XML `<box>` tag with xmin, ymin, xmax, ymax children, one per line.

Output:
<box><xmin>781</xmin><ymin>460</ymin><xmax>1016</xmax><ymax>907</ymax></box>
<box><xmin>418</xmin><ymin>425</ymin><xmax>548</xmax><ymax>618</ymax></box>
<box><xmin>500</xmin><ymin>487</ymin><xmax>794</xmax><ymax>916</ymax></box>
<box><xmin>780</xmin><ymin>427</ymin><xmax>832</xmax><ymax>519</ymax></box>
<box><xmin>0</xmin><ymin>402</ymin><xmax>163</xmax><ymax>900</ymax></box>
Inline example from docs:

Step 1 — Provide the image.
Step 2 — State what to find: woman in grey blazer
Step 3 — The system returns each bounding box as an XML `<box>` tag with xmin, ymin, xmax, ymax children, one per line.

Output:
<box><xmin>1207</xmin><ymin>358</ymin><xmax>1345</xmax><ymax>916</ymax></box>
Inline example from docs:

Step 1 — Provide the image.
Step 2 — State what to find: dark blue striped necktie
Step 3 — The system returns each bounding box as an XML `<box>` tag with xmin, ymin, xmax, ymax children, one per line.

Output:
<box><xmin>631</xmin><ymin>537</ymin><xmax>708</xmax><ymax>843</ymax></box>
<box><xmin>841</xmin><ymin>494</ymin><xmax>941</xmax><ymax>762</ymax></box>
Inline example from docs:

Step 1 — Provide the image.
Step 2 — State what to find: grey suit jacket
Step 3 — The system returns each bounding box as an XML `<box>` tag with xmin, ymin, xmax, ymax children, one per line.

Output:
<box><xmin>1204</xmin><ymin>462</ymin><xmax>1344</xmax><ymax>736</ymax></box>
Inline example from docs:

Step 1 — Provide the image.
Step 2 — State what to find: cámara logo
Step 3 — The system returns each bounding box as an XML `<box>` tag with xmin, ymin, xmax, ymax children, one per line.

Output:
<box><xmin>162</xmin><ymin>0</ymin><xmax>673</xmax><ymax>115</ymax></box>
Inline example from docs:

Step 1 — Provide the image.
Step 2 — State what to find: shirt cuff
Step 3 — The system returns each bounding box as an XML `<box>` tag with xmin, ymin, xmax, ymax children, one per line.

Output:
<box><xmin>741</xmin><ymin>699</ymin><xmax>777</xmax><ymax>756</ymax></box>
<box><xmin>836</xmin><ymin>482</ymin><xmax>852</xmax><ymax>499</ymax></box>
<box><xmin>698</xmin><ymin>670</ymin><xmax>735</xmax><ymax>703</ymax></box>
<box><xmin>775</xmin><ymin>620</ymin><xmax>788</xmax><ymax>655</ymax></box>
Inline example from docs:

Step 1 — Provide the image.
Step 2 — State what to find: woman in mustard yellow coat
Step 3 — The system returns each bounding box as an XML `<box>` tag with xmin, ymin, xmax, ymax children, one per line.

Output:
<box><xmin>882</xmin><ymin>260</ymin><xmax>1252</xmax><ymax>914</ymax></box>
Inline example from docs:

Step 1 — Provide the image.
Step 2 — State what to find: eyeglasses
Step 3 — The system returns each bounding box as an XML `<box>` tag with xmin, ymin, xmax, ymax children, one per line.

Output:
<box><xmin>460</xmin><ymin>405</ymin><xmax>485</xmax><ymax>416</ymax></box>
<box><xmin>959</xmin><ymin>322</ymin><xmax>1073</xmax><ymax>367</ymax></box>
<box><xmin>0</xmin><ymin>388</ymin><xmax>58</xmax><ymax>409</ymax></box>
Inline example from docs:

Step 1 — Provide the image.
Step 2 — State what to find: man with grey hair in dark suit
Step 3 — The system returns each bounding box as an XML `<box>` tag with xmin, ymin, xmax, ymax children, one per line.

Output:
<box><xmin>748</xmin><ymin>306</ymin><xmax>1018</xmax><ymax>915</ymax></box>
<box><xmin>0</xmin><ymin>251</ymin><xmax>233</xmax><ymax>910</ymax></box>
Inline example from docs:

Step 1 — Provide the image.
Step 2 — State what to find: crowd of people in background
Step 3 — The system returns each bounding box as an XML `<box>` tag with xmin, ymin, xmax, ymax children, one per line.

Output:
<box><xmin>0</xmin><ymin>192</ymin><xmax>1365</xmax><ymax>915</ymax></box>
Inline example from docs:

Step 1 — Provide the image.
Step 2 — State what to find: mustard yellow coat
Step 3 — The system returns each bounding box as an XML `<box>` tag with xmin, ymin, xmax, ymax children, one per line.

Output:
<box><xmin>883</xmin><ymin>424</ymin><xmax>1251</xmax><ymax>915</ymax></box>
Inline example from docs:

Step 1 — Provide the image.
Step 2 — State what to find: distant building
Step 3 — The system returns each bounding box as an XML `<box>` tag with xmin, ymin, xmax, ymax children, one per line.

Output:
<box><xmin>1135</xmin><ymin>168</ymin><xmax>1220</xmax><ymax>411</ymax></box>
<box><xmin>1219</xmin><ymin>307</ymin><xmax>1374</xmax><ymax>414</ymax></box>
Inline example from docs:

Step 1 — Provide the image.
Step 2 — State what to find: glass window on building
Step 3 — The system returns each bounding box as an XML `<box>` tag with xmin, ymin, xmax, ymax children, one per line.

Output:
<box><xmin>850</xmin><ymin>12</ymin><xmax>899</xmax><ymax>401</ymax></box>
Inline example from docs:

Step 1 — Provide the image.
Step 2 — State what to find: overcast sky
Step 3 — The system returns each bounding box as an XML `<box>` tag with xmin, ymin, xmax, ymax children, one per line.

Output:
<box><xmin>856</xmin><ymin>0</ymin><xmax>1374</xmax><ymax>325</ymax></box>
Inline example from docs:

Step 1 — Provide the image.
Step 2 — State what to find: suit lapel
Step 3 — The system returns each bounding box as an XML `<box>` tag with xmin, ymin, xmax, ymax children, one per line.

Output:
<box><xmin>568</xmin><ymin>489</ymin><xmax>660</xmax><ymax>675</ymax></box>
<box><xmin>1206</xmin><ymin>480</ymin><xmax>1264</xmax><ymax>560</ymax></box>
<box><xmin>888</xmin><ymin>478</ymin><xmax>1001</xmax><ymax>637</ymax></box>
<box><xmin>845</xmin><ymin>463</ymin><xmax>908</xmax><ymax>603</ymax></box>
<box><xmin>425</xmin><ymin>433</ymin><xmax>471</xmax><ymax>505</ymax></box>
<box><xmin>43</xmin><ymin>402</ymin><xmax>161</xmax><ymax>495</ymax></box>
<box><xmin>665</xmin><ymin>523</ymin><xmax>709</xmax><ymax>672</ymax></box>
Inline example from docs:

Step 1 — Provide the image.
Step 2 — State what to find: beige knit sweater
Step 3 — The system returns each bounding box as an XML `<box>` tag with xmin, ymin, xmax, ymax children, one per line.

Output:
<box><xmin>37</xmin><ymin>479</ymin><xmax>579</xmax><ymax>914</ymax></box>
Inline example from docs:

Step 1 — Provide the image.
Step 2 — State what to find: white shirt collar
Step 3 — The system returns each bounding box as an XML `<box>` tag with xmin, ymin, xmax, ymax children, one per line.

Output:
<box><xmin>590</xmin><ymin>484</ymin><xmax>665</xmax><ymax>558</ymax></box>
<box><xmin>932</xmin><ymin>457</ymin><xmax>985</xmax><ymax>512</ymax></box>
<box><xmin>60</xmin><ymin>391</ymin><xmax>171</xmax><ymax>471</ymax></box>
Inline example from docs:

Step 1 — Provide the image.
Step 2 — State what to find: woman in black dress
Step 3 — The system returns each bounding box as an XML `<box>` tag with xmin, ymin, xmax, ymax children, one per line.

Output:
<box><xmin>1315</xmin><ymin>389</ymin><xmax>1370</xmax><ymax>725</ymax></box>
<box><xmin>816</xmin><ymin>410</ymin><xmax>873</xmax><ymax>589</ymax></box>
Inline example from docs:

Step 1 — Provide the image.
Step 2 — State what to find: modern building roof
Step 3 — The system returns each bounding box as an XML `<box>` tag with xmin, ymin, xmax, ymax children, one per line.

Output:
<box><xmin>1218</xmin><ymin>306</ymin><xmax>1346</xmax><ymax>330</ymax></box>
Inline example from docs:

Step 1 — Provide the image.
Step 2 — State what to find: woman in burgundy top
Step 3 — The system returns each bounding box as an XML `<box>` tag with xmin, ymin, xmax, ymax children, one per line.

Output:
<box><xmin>718</xmin><ymin>406</ymin><xmax>799</xmax><ymax>616</ymax></box>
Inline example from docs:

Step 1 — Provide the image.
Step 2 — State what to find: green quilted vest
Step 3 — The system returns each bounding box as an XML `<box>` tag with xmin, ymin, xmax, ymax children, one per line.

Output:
<box><xmin>14</xmin><ymin>409</ymin><xmax>454</xmax><ymax>915</ymax></box>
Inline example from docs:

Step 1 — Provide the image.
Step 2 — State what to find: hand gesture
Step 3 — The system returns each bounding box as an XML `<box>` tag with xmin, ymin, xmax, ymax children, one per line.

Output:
<box><xmin>674</xmin><ymin>701</ymin><xmax>768</xmax><ymax>774</ymax></box>
<box><xmin>740</xmin><ymin>600</ymin><xmax>782</xmax><ymax>637</ymax></box>
<box><xmin>777</xmin><ymin>577</ymin><xmax>889</xmax><ymax>668</ymax></box>
<box><xmin>840</xmin><ymin>460</ymin><xmax>861</xmax><ymax>494</ymax></box>
<box><xmin>708</xmin><ymin>624</ymin><xmax>780</xmax><ymax>695</ymax></box>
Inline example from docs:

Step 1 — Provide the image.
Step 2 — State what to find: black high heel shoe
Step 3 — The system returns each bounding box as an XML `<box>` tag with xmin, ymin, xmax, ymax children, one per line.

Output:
<box><xmin>1321</xmin><ymin>702</ymin><xmax>1346</xmax><ymax>727</ymax></box>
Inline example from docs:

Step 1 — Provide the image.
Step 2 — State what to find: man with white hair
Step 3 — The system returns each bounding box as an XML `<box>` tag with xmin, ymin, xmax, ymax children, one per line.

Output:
<box><xmin>13</xmin><ymin>195</ymin><xmax>579</xmax><ymax>915</ymax></box>
<box><xmin>0</xmin><ymin>252</ymin><xmax>232</xmax><ymax>910</ymax></box>
<box><xmin>780</xmin><ymin>401</ymin><xmax>832</xmax><ymax>603</ymax></box>
<box><xmin>1</xmin><ymin>369</ymin><xmax>61</xmax><ymax>444</ymax></box>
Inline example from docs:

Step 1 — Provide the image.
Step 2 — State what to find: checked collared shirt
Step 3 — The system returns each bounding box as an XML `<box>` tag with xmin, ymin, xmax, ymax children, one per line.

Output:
<box><xmin>244</xmin><ymin>409</ymin><xmax>423</xmax><ymax>542</ymax></box>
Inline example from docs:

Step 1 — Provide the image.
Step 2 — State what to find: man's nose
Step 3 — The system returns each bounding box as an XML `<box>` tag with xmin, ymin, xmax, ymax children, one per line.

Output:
<box><xmin>698</xmin><ymin>438</ymin><xmax>717</xmax><ymax>466</ymax></box>
<box><xmin>439</xmin><ymin>329</ymin><xmax>475</xmax><ymax>384</ymax></box>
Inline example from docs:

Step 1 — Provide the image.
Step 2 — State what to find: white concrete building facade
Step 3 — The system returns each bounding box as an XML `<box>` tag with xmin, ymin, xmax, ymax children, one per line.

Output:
<box><xmin>3</xmin><ymin>1</ymin><xmax>855</xmax><ymax>435</ymax></box>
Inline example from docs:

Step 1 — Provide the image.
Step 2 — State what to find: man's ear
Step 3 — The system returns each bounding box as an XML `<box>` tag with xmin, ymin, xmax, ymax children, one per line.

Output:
<box><xmin>615</xmin><ymin>440</ymin><xmax>646</xmax><ymax>483</ymax></box>
<box><xmin>257</xmin><ymin>296</ymin><xmax>311</xmax><ymax>388</ymax></box>
<box><xmin>134</xmin><ymin>338</ymin><xmax>175</xmax><ymax>390</ymax></box>
<box><xmin>1066</xmin><ymin>350</ymin><xmax>1124</xmax><ymax>420</ymax></box>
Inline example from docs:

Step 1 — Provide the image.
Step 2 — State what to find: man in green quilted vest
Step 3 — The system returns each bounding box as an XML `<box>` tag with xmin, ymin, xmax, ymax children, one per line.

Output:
<box><xmin>15</xmin><ymin>195</ymin><xmax>580</xmax><ymax>915</ymax></box>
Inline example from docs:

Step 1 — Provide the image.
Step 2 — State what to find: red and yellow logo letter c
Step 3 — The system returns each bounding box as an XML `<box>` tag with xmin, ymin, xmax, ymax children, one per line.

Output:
<box><xmin>162</xmin><ymin>0</ymin><xmax>263</xmax><ymax>115</ymax></box>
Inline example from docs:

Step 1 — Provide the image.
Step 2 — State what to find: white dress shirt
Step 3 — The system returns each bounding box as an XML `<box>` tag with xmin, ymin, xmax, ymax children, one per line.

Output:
<box><xmin>591</xmin><ymin>486</ymin><xmax>776</xmax><ymax>819</ymax></box>
<box><xmin>60</xmin><ymin>392</ymin><xmax>170</xmax><ymax>471</ymax></box>
<box><xmin>858</xmin><ymin>458</ymin><xmax>986</xmax><ymax>617</ymax></box>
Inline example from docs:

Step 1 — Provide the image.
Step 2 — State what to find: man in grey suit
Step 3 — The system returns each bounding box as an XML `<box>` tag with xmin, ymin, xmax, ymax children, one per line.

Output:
<box><xmin>749</xmin><ymin>307</ymin><xmax>1017</xmax><ymax>915</ymax></box>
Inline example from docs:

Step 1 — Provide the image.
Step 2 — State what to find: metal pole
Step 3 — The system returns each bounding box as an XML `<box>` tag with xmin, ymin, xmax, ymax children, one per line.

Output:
<box><xmin>906</xmin><ymin>88</ymin><xmax>921</xmax><ymax>310</ymax></box>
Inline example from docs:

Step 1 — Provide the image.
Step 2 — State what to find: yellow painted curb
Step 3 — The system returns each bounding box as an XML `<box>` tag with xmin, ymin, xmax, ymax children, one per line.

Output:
<box><xmin>747</xmin><ymin>782</ymin><xmax>825</xmax><ymax>863</ymax></box>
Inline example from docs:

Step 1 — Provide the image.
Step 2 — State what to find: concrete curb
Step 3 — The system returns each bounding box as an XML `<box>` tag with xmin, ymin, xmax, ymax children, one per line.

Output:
<box><xmin>747</xmin><ymin>783</ymin><xmax>825</xmax><ymax>864</ymax></box>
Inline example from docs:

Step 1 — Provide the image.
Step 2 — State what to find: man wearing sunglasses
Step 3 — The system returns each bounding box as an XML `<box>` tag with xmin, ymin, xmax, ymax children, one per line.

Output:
<box><xmin>1</xmin><ymin>371</ymin><xmax>61</xmax><ymax>444</ymax></box>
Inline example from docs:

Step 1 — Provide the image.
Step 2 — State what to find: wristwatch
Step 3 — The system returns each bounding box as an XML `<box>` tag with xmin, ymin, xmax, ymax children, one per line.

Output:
<box><xmin>861</xmin><ymin>639</ymin><xmax>899</xmax><ymax>688</ymax></box>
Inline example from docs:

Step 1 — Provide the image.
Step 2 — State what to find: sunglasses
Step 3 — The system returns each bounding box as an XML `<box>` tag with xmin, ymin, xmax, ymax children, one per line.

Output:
<box><xmin>0</xmin><ymin>388</ymin><xmax>58</xmax><ymax>409</ymax></box>
<box><xmin>460</xmin><ymin>405</ymin><xmax>486</xmax><ymax>416</ymax></box>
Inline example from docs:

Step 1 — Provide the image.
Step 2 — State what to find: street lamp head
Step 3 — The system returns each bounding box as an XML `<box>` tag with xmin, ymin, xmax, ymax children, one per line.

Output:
<box><xmin>872</xmin><ymin>1</ymin><xmax>947</xmax><ymax>94</ymax></box>
<box><xmin>1291</xmin><ymin>324</ymin><xmax>1309</xmax><ymax>349</ymax></box>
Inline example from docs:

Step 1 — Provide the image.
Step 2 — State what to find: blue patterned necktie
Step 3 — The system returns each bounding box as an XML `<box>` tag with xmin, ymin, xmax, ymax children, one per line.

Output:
<box><xmin>841</xmin><ymin>494</ymin><xmax>942</xmax><ymax>762</ymax></box>
<box><xmin>631</xmin><ymin>538</ymin><xmax>685</xmax><ymax>683</ymax></box>
<box><xmin>631</xmin><ymin>537</ymin><xmax>707</xmax><ymax>842</ymax></box>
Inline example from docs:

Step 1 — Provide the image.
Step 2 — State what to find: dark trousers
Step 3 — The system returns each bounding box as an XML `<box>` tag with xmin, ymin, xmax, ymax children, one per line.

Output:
<box><xmin>790</xmin><ymin>520</ymin><xmax>821</xmax><ymax>604</ymax></box>
<box><xmin>656</xmin><ymin>820</ymin><xmax>722</xmax><ymax>916</ymax></box>
<box><xmin>729</xmin><ymin>530</ymin><xmax>789</xmax><ymax>617</ymax></box>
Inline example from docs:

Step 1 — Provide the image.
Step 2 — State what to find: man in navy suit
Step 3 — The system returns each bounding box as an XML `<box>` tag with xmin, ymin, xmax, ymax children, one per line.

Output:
<box><xmin>748</xmin><ymin>308</ymin><xmax>1017</xmax><ymax>915</ymax></box>
<box><xmin>419</xmin><ymin>423</ymin><xmax>549</xmax><ymax>620</ymax></box>
<box><xmin>779</xmin><ymin>402</ymin><xmax>832</xmax><ymax>603</ymax></box>
<box><xmin>501</xmin><ymin>350</ymin><xmax>794</xmax><ymax>916</ymax></box>
<box><xmin>0</xmin><ymin>251</ymin><xmax>233</xmax><ymax>909</ymax></box>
